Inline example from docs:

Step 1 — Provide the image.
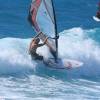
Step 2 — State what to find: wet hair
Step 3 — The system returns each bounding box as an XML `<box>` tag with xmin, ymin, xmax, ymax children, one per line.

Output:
<box><xmin>35</xmin><ymin>38</ymin><xmax>40</xmax><ymax>43</ymax></box>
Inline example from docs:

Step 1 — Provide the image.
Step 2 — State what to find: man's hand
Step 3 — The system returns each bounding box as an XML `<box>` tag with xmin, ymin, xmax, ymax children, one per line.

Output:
<box><xmin>56</xmin><ymin>35</ymin><xmax>59</xmax><ymax>39</ymax></box>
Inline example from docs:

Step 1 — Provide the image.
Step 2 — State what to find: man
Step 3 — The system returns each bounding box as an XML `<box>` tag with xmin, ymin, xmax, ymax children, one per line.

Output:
<box><xmin>29</xmin><ymin>37</ymin><xmax>48</xmax><ymax>60</ymax></box>
<box><xmin>96</xmin><ymin>2</ymin><xmax>100</xmax><ymax>19</ymax></box>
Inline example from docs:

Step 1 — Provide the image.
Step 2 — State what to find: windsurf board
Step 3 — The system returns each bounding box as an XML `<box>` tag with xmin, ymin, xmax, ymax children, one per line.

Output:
<box><xmin>43</xmin><ymin>58</ymin><xmax>83</xmax><ymax>70</ymax></box>
<box><xmin>93</xmin><ymin>16</ymin><xmax>100</xmax><ymax>22</ymax></box>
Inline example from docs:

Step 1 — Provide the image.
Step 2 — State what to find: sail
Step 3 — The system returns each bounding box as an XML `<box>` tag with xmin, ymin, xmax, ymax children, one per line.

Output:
<box><xmin>28</xmin><ymin>0</ymin><xmax>58</xmax><ymax>60</ymax></box>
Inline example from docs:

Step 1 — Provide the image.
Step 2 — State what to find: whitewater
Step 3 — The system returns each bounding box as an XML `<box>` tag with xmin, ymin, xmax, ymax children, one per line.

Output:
<box><xmin>1</xmin><ymin>0</ymin><xmax>100</xmax><ymax>99</ymax></box>
<box><xmin>0</xmin><ymin>28</ymin><xmax>100</xmax><ymax>99</ymax></box>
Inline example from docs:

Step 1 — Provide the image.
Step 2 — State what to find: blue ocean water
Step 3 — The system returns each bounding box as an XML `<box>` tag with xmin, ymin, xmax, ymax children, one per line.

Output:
<box><xmin>0</xmin><ymin>0</ymin><xmax>100</xmax><ymax>99</ymax></box>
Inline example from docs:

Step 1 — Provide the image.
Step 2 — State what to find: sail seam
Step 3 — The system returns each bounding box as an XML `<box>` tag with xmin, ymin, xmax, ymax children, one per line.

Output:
<box><xmin>43</xmin><ymin>0</ymin><xmax>54</xmax><ymax>25</ymax></box>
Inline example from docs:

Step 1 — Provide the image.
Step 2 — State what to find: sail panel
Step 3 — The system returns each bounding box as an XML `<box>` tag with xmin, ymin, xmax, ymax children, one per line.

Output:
<box><xmin>29</xmin><ymin>0</ymin><xmax>55</xmax><ymax>37</ymax></box>
<box><xmin>29</xmin><ymin>0</ymin><xmax>57</xmax><ymax>59</ymax></box>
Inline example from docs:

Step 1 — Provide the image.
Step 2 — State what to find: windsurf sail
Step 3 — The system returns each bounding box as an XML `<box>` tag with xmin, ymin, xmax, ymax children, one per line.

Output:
<box><xmin>28</xmin><ymin>0</ymin><xmax>58</xmax><ymax>60</ymax></box>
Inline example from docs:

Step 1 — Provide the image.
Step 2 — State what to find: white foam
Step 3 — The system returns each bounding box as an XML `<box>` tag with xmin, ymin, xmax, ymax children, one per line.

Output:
<box><xmin>58</xmin><ymin>28</ymin><xmax>100</xmax><ymax>76</ymax></box>
<box><xmin>0</xmin><ymin>28</ymin><xmax>100</xmax><ymax>76</ymax></box>
<box><xmin>58</xmin><ymin>28</ymin><xmax>100</xmax><ymax>60</ymax></box>
<box><xmin>0</xmin><ymin>38</ymin><xmax>35</xmax><ymax>75</ymax></box>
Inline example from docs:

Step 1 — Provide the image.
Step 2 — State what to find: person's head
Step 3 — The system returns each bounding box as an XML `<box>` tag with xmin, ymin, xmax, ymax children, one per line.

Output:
<box><xmin>35</xmin><ymin>38</ymin><xmax>40</xmax><ymax>43</ymax></box>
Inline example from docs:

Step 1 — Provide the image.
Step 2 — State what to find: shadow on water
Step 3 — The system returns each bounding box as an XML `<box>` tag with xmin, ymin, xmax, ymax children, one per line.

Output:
<box><xmin>33</xmin><ymin>61</ymin><xmax>83</xmax><ymax>81</ymax></box>
<box><xmin>0</xmin><ymin>56</ymin><xmax>100</xmax><ymax>82</ymax></box>
<box><xmin>0</xmin><ymin>61</ymin><xmax>100</xmax><ymax>83</ymax></box>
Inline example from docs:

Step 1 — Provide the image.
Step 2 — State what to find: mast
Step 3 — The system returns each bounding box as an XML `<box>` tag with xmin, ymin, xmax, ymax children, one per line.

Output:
<box><xmin>51</xmin><ymin>0</ymin><xmax>58</xmax><ymax>61</ymax></box>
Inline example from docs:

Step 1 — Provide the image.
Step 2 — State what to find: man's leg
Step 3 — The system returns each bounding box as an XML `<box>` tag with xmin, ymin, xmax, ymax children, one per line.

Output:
<box><xmin>34</xmin><ymin>53</ymin><xmax>43</xmax><ymax>60</ymax></box>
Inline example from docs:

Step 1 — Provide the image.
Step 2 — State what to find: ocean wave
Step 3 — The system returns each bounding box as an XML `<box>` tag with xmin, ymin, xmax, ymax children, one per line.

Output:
<box><xmin>0</xmin><ymin>28</ymin><xmax>100</xmax><ymax>77</ymax></box>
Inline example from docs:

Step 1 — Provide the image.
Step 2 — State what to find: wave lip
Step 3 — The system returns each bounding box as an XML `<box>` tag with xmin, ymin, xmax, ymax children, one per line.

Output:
<box><xmin>0</xmin><ymin>38</ymin><xmax>35</xmax><ymax>75</ymax></box>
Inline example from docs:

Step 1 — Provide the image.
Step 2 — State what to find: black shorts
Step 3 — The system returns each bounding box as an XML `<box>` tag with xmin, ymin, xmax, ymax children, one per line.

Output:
<box><xmin>31</xmin><ymin>53</ymin><xmax>43</xmax><ymax>60</ymax></box>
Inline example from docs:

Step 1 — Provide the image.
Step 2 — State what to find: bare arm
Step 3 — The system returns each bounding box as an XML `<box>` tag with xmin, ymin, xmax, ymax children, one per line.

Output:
<box><xmin>29</xmin><ymin>32</ymin><xmax>42</xmax><ymax>50</ymax></box>
<box><xmin>29</xmin><ymin>38</ymin><xmax>35</xmax><ymax>53</ymax></box>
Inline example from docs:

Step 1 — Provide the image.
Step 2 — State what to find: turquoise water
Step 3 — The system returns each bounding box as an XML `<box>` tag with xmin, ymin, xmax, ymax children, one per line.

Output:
<box><xmin>0</xmin><ymin>0</ymin><xmax>100</xmax><ymax>99</ymax></box>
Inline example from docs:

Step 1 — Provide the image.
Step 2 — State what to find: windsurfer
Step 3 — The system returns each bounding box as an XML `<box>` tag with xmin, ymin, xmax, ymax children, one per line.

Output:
<box><xmin>29</xmin><ymin>36</ymin><xmax>48</xmax><ymax>60</ymax></box>
<box><xmin>96</xmin><ymin>2</ymin><xmax>100</xmax><ymax>19</ymax></box>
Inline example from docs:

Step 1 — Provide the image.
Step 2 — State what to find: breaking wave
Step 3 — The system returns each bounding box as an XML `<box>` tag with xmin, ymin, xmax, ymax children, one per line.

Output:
<box><xmin>0</xmin><ymin>27</ymin><xmax>100</xmax><ymax>78</ymax></box>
